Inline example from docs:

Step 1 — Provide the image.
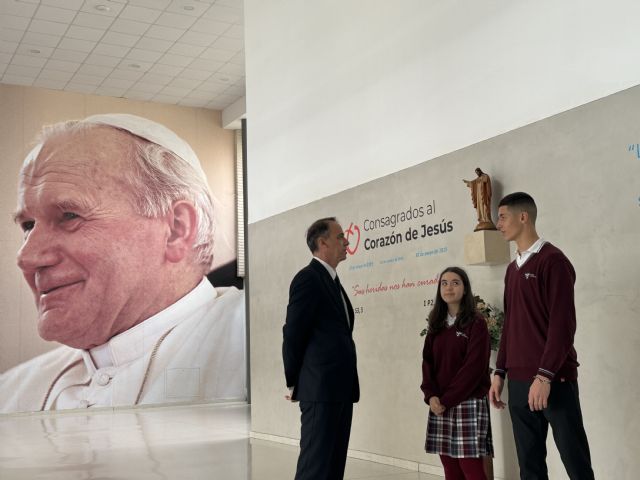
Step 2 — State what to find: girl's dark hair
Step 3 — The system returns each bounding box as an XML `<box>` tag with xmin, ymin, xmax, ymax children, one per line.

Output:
<box><xmin>426</xmin><ymin>266</ymin><xmax>477</xmax><ymax>336</ymax></box>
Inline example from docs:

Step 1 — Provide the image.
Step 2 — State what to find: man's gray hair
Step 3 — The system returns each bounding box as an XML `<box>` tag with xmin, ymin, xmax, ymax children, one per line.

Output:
<box><xmin>25</xmin><ymin>120</ymin><xmax>215</xmax><ymax>271</ymax></box>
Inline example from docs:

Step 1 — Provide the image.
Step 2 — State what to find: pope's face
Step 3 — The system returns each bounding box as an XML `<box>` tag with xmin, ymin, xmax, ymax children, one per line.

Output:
<box><xmin>15</xmin><ymin>127</ymin><xmax>169</xmax><ymax>349</ymax></box>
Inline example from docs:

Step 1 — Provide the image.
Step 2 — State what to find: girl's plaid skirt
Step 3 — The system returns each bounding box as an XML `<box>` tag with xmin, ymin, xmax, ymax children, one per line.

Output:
<box><xmin>425</xmin><ymin>397</ymin><xmax>493</xmax><ymax>458</ymax></box>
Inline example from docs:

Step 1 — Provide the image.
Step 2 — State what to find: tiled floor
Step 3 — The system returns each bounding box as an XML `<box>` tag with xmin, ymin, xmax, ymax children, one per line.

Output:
<box><xmin>0</xmin><ymin>403</ymin><xmax>442</xmax><ymax>480</ymax></box>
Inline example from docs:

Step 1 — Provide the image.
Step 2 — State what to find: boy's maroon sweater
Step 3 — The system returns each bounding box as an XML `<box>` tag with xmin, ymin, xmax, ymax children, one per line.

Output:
<box><xmin>495</xmin><ymin>243</ymin><xmax>579</xmax><ymax>382</ymax></box>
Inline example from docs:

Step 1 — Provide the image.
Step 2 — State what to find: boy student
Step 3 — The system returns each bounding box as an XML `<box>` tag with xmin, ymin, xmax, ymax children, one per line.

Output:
<box><xmin>489</xmin><ymin>192</ymin><xmax>594</xmax><ymax>480</ymax></box>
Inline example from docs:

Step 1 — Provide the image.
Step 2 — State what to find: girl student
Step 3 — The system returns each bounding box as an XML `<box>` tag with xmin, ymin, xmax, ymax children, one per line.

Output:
<box><xmin>421</xmin><ymin>266</ymin><xmax>493</xmax><ymax>480</ymax></box>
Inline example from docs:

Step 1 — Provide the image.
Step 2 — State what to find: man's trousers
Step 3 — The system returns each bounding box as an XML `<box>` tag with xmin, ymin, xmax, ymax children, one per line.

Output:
<box><xmin>294</xmin><ymin>401</ymin><xmax>353</xmax><ymax>480</ymax></box>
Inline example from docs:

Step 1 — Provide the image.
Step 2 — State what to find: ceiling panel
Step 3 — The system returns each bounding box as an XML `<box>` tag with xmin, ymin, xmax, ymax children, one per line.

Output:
<box><xmin>11</xmin><ymin>54</ymin><xmax>47</xmax><ymax>68</ymax></box>
<box><xmin>42</xmin><ymin>0</ymin><xmax>84</xmax><ymax>9</ymax></box>
<box><xmin>22</xmin><ymin>31</ymin><xmax>62</xmax><ymax>45</ymax></box>
<box><xmin>0</xmin><ymin>14</ymin><xmax>30</xmax><ymax>30</ymax></box>
<box><xmin>1</xmin><ymin>0</ymin><xmax>245</xmax><ymax>111</ymax></box>
<box><xmin>29</xmin><ymin>19</ymin><xmax>69</xmax><ymax>36</ymax></box>
<box><xmin>80</xmin><ymin>0</ymin><xmax>126</xmax><ymax>18</ymax></box>
<box><xmin>77</xmin><ymin>64</ymin><xmax>113</xmax><ymax>76</ymax></box>
<box><xmin>34</xmin><ymin>5</ymin><xmax>77</xmax><ymax>23</ymax></box>
<box><xmin>179</xmin><ymin>68</ymin><xmax>212</xmax><ymax>81</ymax></box>
<box><xmin>166</xmin><ymin>0</ymin><xmax>209</xmax><ymax>17</ymax></box>
<box><xmin>73</xmin><ymin>12</ymin><xmax>115</xmax><ymax>29</ymax></box>
<box><xmin>199</xmin><ymin>47</ymin><xmax>235</xmax><ymax>62</ymax></box>
<box><xmin>50</xmin><ymin>48</ymin><xmax>89</xmax><ymax>62</ymax></box>
<box><xmin>93</xmin><ymin>43</ymin><xmax>129</xmax><ymax>57</ymax></box>
<box><xmin>127</xmin><ymin>0</ymin><xmax>171</xmax><ymax>10</ymax></box>
<box><xmin>190</xmin><ymin>17</ymin><xmax>231</xmax><ymax>35</ymax></box>
<box><xmin>155</xmin><ymin>12</ymin><xmax>197</xmax><ymax>29</ymax></box>
<box><xmin>45</xmin><ymin>59</ymin><xmax>81</xmax><ymax>72</ymax></box>
<box><xmin>6</xmin><ymin>64</ymin><xmax>41</xmax><ymax>77</ymax></box>
<box><xmin>126</xmin><ymin>48</ymin><xmax>164</xmax><ymax>63</ymax></box>
<box><xmin>116</xmin><ymin>58</ymin><xmax>153</xmax><ymax>72</ymax></box>
<box><xmin>187</xmin><ymin>58</ymin><xmax>224</xmax><ymax>72</ymax></box>
<box><xmin>0</xmin><ymin>41</ymin><xmax>19</xmax><ymax>54</ymax></box>
<box><xmin>58</xmin><ymin>37</ymin><xmax>97</xmax><ymax>53</ymax></box>
<box><xmin>110</xmin><ymin>18</ymin><xmax>150</xmax><ymax>35</ymax></box>
<box><xmin>70</xmin><ymin>72</ymin><xmax>104</xmax><ymax>85</ymax></box>
<box><xmin>158</xmin><ymin>52</ymin><xmax>192</xmax><ymax>67</ymax></box>
<box><xmin>66</xmin><ymin>25</ymin><xmax>107</xmax><ymax>42</ymax></box>
<box><xmin>148</xmin><ymin>63</ymin><xmax>183</xmax><ymax>76</ymax></box>
<box><xmin>134</xmin><ymin>37</ymin><xmax>173</xmax><ymax>53</ymax></box>
<box><xmin>119</xmin><ymin>5</ymin><xmax>162</xmax><ymax>23</ymax></box>
<box><xmin>145</xmin><ymin>24</ymin><xmax>184</xmax><ymax>41</ymax></box>
<box><xmin>85</xmin><ymin>53</ymin><xmax>122</xmax><ymax>67</ymax></box>
<box><xmin>16</xmin><ymin>44</ymin><xmax>55</xmax><ymax>58</ymax></box>
<box><xmin>101</xmin><ymin>31</ymin><xmax>140</xmax><ymax>47</ymax></box>
<box><xmin>109</xmin><ymin>68</ymin><xmax>144</xmax><ymax>81</ymax></box>
<box><xmin>39</xmin><ymin>69</ymin><xmax>75</xmax><ymax>81</ymax></box>
<box><xmin>1</xmin><ymin>1</ymin><xmax>38</xmax><ymax>16</ymax></box>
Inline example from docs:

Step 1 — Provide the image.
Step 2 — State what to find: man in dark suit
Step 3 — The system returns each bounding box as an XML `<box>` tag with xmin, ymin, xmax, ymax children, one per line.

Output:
<box><xmin>283</xmin><ymin>217</ymin><xmax>360</xmax><ymax>480</ymax></box>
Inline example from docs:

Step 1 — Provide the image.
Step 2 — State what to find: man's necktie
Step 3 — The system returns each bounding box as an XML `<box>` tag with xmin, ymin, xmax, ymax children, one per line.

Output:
<box><xmin>334</xmin><ymin>276</ymin><xmax>350</xmax><ymax>327</ymax></box>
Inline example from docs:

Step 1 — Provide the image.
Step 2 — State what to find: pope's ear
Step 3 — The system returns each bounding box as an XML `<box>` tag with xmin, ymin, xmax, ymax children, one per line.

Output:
<box><xmin>165</xmin><ymin>200</ymin><xmax>198</xmax><ymax>263</ymax></box>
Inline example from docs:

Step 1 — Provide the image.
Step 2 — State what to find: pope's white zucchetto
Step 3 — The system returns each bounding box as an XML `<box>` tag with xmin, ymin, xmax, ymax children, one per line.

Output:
<box><xmin>24</xmin><ymin>113</ymin><xmax>208</xmax><ymax>182</ymax></box>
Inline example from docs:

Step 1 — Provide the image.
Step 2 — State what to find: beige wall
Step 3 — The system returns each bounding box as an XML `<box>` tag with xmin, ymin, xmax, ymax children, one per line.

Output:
<box><xmin>245</xmin><ymin>0</ymin><xmax>640</xmax><ymax>223</ymax></box>
<box><xmin>249</xmin><ymin>85</ymin><xmax>640</xmax><ymax>479</ymax></box>
<box><xmin>0</xmin><ymin>84</ymin><xmax>237</xmax><ymax>373</ymax></box>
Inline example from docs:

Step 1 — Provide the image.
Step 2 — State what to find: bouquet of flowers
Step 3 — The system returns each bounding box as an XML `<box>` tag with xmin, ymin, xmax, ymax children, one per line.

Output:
<box><xmin>474</xmin><ymin>295</ymin><xmax>504</xmax><ymax>351</ymax></box>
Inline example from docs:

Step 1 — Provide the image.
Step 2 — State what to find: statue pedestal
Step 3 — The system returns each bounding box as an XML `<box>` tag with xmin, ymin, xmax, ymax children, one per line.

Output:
<box><xmin>464</xmin><ymin>230</ymin><xmax>510</xmax><ymax>266</ymax></box>
<box><xmin>474</xmin><ymin>221</ymin><xmax>496</xmax><ymax>232</ymax></box>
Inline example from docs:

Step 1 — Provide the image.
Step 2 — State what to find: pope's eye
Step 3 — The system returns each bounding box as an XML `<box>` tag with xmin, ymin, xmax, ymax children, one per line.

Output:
<box><xmin>62</xmin><ymin>212</ymin><xmax>79</xmax><ymax>220</ymax></box>
<box><xmin>21</xmin><ymin>220</ymin><xmax>34</xmax><ymax>232</ymax></box>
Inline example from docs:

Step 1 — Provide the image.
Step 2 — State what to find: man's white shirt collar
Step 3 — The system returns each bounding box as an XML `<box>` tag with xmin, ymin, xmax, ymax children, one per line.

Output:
<box><xmin>314</xmin><ymin>256</ymin><xmax>337</xmax><ymax>280</ymax></box>
<box><xmin>85</xmin><ymin>278</ymin><xmax>216</xmax><ymax>371</ymax></box>
<box><xmin>516</xmin><ymin>238</ymin><xmax>547</xmax><ymax>268</ymax></box>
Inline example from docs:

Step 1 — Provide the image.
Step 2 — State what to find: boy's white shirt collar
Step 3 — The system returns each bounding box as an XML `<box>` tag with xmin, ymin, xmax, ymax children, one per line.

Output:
<box><xmin>516</xmin><ymin>238</ymin><xmax>547</xmax><ymax>267</ymax></box>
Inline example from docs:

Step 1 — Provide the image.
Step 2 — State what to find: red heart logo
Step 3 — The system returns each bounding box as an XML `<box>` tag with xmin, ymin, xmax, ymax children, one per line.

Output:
<box><xmin>345</xmin><ymin>223</ymin><xmax>360</xmax><ymax>255</ymax></box>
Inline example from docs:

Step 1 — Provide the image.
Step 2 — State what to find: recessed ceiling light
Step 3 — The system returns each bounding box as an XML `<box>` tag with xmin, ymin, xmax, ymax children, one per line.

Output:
<box><xmin>183</xmin><ymin>5</ymin><xmax>195</xmax><ymax>11</ymax></box>
<box><xmin>95</xmin><ymin>4</ymin><xmax>111</xmax><ymax>12</ymax></box>
<box><xmin>129</xmin><ymin>63</ymin><xmax>141</xmax><ymax>69</ymax></box>
<box><xmin>29</xmin><ymin>49</ymin><xmax>41</xmax><ymax>54</ymax></box>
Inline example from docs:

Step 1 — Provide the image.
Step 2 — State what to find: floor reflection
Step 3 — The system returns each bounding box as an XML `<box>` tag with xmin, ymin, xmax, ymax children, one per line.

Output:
<box><xmin>0</xmin><ymin>403</ymin><xmax>441</xmax><ymax>480</ymax></box>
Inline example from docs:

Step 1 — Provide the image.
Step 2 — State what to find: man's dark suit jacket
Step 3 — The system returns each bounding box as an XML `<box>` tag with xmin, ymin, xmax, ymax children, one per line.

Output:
<box><xmin>283</xmin><ymin>258</ymin><xmax>359</xmax><ymax>403</ymax></box>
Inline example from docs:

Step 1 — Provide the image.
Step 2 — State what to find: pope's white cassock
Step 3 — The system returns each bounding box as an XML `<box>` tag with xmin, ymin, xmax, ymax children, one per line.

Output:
<box><xmin>0</xmin><ymin>279</ymin><xmax>245</xmax><ymax>413</ymax></box>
